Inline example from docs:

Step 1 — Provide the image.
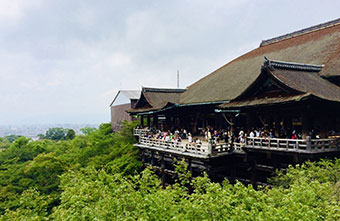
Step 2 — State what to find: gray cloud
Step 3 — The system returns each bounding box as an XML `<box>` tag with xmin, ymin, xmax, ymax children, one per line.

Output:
<box><xmin>0</xmin><ymin>0</ymin><xmax>339</xmax><ymax>124</ymax></box>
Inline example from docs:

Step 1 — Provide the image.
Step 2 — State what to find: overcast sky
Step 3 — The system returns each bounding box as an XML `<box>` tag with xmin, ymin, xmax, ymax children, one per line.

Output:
<box><xmin>0</xmin><ymin>0</ymin><xmax>339</xmax><ymax>125</ymax></box>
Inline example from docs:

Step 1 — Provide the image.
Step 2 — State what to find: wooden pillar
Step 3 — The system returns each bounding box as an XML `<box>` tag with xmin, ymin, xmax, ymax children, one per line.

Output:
<box><xmin>141</xmin><ymin>151</ymin><xmax>146</xmax><ymax>167</ymax></box>
<box><xmin>274</xmin><ymin>116</ymin><xmax>281</xmax><ymax>138</ymax></box>
<box><xmin>230</xmin><ymin>157</ymin><xmax>236</xmax><ymax>184</ymax></box>
<box><xmin>230</xmin><ymin>116</ymin><xmax>235</xmax><ymax>134</ymax></box>
<box><xmin>302</xmin><ymin>112</ymin><xmax>312</xmax><ymax>139</ymax></box>
<box><xmin>319</xmin><ymin>115</ymin><xmax>330</xmax><ymax>138</ymax></box>
<box><xmin>147</xmin><ymin>115</ymin><xmax>151</xmax><ymax>128</ymax></box>
<box><xmin>246</xmin><ymin>113</ymin><xmax>253</xmax><ymax>133</ymax></box>
<box><xmin>188</xmin><ymin>158</ymin><xmax>193</xmax><ymax>194</ymax></box>
<box><xmin>151</xmin><ymin>151</ymin><xmax>155</xmax><ymax>166</ymax></box>
<box><xmin>250</xmin><ymin>157</ymin><xmax>257</xmax><ymax>189</ymax></box>
<box><xmin>153</xmin><ymin>115</ymin><xmax>158</xmax><ymax>129</ymax></box>
<box><xmin>283</xmin><ymin>116</ymin><xmax>292</xmax><ymax>138</ymax></box>
<box><xmin>140</xmin><ymin>115</ymin><xmax>144</xmax><ymax>127</ymax></box>
<box><xmin>161</xmin><ymin>154</ymin><xmax>166</xmax><ymax>188</ymax></box>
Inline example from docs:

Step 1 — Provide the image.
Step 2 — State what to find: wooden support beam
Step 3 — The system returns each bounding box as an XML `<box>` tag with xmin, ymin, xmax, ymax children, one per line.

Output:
<box><xmin>302</xmin><ymin>112</ymin><xmax>312</xmax><ymax>139</ymax></box>
<box><xmin>274</xmin><ymin>116</ymin><xmax>281</xmax><ymax>138</ymax></box>
<box><xmin>140</xmin><ymin>115</ymin><xmax>144</xmax><ymax>127</ymax></box>
<box><xmin>250</xmin><ymin>158</ymin><xmax>257</xmax><ymax>189</ymax></box>
<box><xmin>147</xmin><ymin>115</ymin><xmax>151</xmax><ymax>128</ymax></box>
<box><xmin>151</xmin><ymin>151</ymin><xmax>155</xmax><ymax>166</ymax></box>
<box><xmin>153</xmin><ymin>115</ymin><xmax>158</xmax><ymax>128</ymax></box>
<box><xmin>161</xmin><ymin>154</ymin><xmax>166</xmax><ymax>188</ymax></box>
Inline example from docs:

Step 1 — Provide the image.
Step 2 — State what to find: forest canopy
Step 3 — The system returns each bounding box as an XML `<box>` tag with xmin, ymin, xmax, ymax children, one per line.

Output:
<box><xmin>0</xmin><ymin>121</ymin><xmax>339</xmax><ymax>220</ymax></box>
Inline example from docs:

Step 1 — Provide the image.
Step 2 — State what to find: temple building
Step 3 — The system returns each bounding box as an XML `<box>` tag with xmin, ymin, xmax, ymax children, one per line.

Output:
<box><xmin>110</xmin><ymin>90</ymin><xmax>140</xmax><ymax>131</ymax></box>
<box><xmin>127</xmin><ymin>18</ymin><xmax>340</xmax><ymax>185</ymax></box>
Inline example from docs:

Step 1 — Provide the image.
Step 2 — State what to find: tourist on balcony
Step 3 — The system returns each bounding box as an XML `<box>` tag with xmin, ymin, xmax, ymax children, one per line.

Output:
<box><xmin>188</xmin><ymin>133</ymin><xmax>193</xmax><ymax>143</ymax></box>
<box><xmin>222</xmin><ymin>131</ymin><xmax>228</xmax><ymax>144</ymax></box>
<box><xmin>291</xmin><ymin>130</ymin><xmax>297</xmax><ymax>139</ymax></box>
<box><xmin>204</xmin><ymin>129</ymin><xmax>208</xmax><ymax>141</ymax></box>
<box><xmin>196</xmin><ymin>138</ymin><xmax>202</xmax><ymax>146</ymax></box>
<box><xmin>249</xmin><ymin>129</ymin><xmax>255</xmax><ymax>138</ymax></box>
<box><xmin>183</xmin><ymin>129</ymin><xmax>188</xmax><ymax>139</ymax></box>
<box><xmin>255</xmin><ymin>129</ymin><xmax>260</xmax><ymax>137</ymax></box>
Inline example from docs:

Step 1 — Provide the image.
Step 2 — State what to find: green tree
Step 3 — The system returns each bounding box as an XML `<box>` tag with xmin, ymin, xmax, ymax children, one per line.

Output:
<box><xmin>65</xmin><ymin>129</ymin><xmax>75</xmax><ymax>140</ymax></box>
<box><xmin>44</xmin><ymin>128</ymin><xmax>68</xmax><ymax>141</ymax></box>
<box><xmin>0</xmin><ymin>138</ymin><xmax>10</xmax><ymax>149</ymax></box>
<box><xmin>80</xmin><ymin>127</ymin><xmax>97</xmax><ymax>135</ymax></box>
<box><xmin>5</xmin><ymin>135</ymin><xmax>22</xmax><ymax>143</ymax></box>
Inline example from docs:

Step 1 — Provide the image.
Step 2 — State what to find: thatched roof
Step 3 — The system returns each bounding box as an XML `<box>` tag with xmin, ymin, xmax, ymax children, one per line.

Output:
<box><xmin>127</xmin><ymin>87</ymin><xmax>185</xmax><ymax>114</ymax></box>
<box><xmin>179</xmin><ymin>18</ymin><xmax>340</xmax><ymax>105</ymax></box>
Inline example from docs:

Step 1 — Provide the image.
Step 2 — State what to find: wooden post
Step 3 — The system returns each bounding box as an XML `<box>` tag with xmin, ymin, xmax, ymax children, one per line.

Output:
<box><xmin>161</xmin><ymin>154</ymin><xmax>166</xmax><ymax>188</ymax></box>
<box><xmin>274</xmin><ymin>116</ymin><xmax>281</xmax><ymax>138</ymax></box>
<box><xmin>151</xmin><ymin>151</ymin><xmax>155</xmax><ymax>166</ymax></box>
<box><xmin>153</xmin><ymin>115</ymin><xmax>158</xmax><ymax>129</ymax></box>
<box><xmin>319</xmin><ymin>116</ymin><xmax>329</xmax><ymax>138</ymax></box>
<box><xmin>147</xmin><ymin>115</ymin><xmax>151</xmax><ymax>128</ymax></box>
<box><xmin>230</xmin><ymin>157</ymin><xmax>236</xmax><ymax>184</ymax></box>
<box><xmin>208</xmin><ymin>138</ymin><xmax>213</xmax><ymax>156</ymax></box>
<box><xmin>140</xmin><ymin>115</ymin><xmax>144</xmax><ymax>128</ymax></box>
<box><xmin>283</xmin><ymin>116</ymin><xmax>292</xmax><ymax>138</ymax></box>
<box><xmin>306</xmin><ymin>136</ymin><xmax>312</xmax><ymax>152</ymax></box>
<box><xmin>141</xmin><ymin>151</ymin><xmax>146</xmax><ymax>169</ymax></box>
<box><xmin>250</xmin><ymin>157</ymin><xmax>257</xmax><ymax>189</ymax></box>
<box><xmin>302</xmin><ymin>112</ymin><xmax>312</xmax><ymax>139</ymax></box>
<box><xmin>230</xmin><ymin>116</ymin><xmax>235</xmax><ymax>134</ymax></box>
<box><xmin>188</xmin><ymin>158</ymin><xmax>193</xmax><ymax>194</ymax></box>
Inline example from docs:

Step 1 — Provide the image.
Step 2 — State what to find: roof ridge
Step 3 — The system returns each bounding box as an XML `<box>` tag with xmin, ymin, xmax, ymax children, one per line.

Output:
<box><xmin>260</xmin><ymin>18</ymin><xmax>340</xmax><ymax>47</ymax></box>
<box><xmin>120</xmin><ymin>89</ymin><xmax>140</xmax><ymax>92</ymax></box>
<box><xmin>142</xmin><ymin>87</ymin><xmax>186</xmax><ymax>93</ymax></box>
<box><xmin>263</xmin><ymin>57</ymin><xmax>324</xmax><ymax>72</ymax></box>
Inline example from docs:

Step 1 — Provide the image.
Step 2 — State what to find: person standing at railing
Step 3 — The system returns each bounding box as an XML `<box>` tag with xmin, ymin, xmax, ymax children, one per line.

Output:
<box><xmin>188</xmin><ymin>133</ymin><xmax>193</xmax><ymax>143</ymax></box>
<box><xmin>224</xmin><ymin>131</ymin><xmax>229</xmax><ymax>144</ymax></box>
<box><xmin>249</xmin><ymin>130</ymin><xmax>255</xmax><ymax>138</ymax></box>
<box><xmin>291</xmin><ymin>130</ymin><xmax>297</xmax><ymax>139</ymax></box>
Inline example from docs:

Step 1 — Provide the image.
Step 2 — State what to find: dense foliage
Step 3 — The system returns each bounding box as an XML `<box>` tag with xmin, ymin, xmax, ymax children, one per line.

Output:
<box><xmin>0</xmin><ymin>121</ymin><xmax>141</xmax><ymax>218</ymax></box>
<box><xmin>0</xmin><ymin>121</ymin><xmax>339</xmax><ymax>220</ymax></box>
<box><xmin>38</xmin><ymin>128</ymin><xmax>77</xmax><ymax>141</ymax></box>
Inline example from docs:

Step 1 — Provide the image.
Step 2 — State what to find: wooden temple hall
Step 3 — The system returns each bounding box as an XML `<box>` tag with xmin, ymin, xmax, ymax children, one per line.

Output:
<box><xmin>127</xmin><ymin>19</ymin><xmax>340</xmax><ymax>185</ymax></box>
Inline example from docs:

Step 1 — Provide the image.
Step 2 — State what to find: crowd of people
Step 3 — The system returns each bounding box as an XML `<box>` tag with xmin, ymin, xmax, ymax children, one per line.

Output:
<box><xmin>141</xmin><ymin>127</ymin><xmax>229</xmax><ymax>145</ymax></box>
<box><xmin>138</xmin><ymin>125</ymin><xmax>331</xmax><ymax>146</ymax></box>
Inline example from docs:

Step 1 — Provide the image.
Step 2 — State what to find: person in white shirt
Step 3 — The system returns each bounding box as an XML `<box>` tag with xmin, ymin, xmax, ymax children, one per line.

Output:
<box><xmin>249</xmin><ymin>131</ymin><xmax>255</xmax><ymax>138</ymax></box>
<box><xmin>188</xmin><ymin>133</ymin><xmax>193</xmax><ymax>143</ymax></box>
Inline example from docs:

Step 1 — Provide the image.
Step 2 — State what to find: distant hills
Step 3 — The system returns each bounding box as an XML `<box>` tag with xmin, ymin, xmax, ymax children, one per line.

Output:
<box><xmin>0</xmin><ymin>123</ymin><xmax>100</xmax><ymax>138</ymax></box>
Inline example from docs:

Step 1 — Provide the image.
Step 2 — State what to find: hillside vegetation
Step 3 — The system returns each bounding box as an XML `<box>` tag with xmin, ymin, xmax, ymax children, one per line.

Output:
<box><xmin>0</xmin><ymin>122</ymin><xmax>339</xmax><ymax>220</ymax></box>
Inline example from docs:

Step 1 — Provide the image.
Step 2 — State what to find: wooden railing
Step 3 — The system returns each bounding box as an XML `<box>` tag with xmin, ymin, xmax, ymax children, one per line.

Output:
<box><xmin>246</xmin><ymin>137</ymin><xmax>307</xmax><ymax>151</ymax></box>
<box><xmin>133</xmin><ymin>128</ymin><xmax>150</xmax><ymax>136</ymax></box>
<box><xmin>139</xmin><ymin>137</ymin><xmax>209</xmax><ymax>155</ymax></box>
<box><xmin>233</xmin><ymin>142</ymin><xmax>246</xmax><ymax>152</ymax></box>
<box><xmin>310</xmin><ymin>138</ymin><xmax>340</xmax><ymax>152</ymax></box>
<box><xmin>138</xmin><ymin>137</ymin><xmax>232</xmax><ymax>156</ymax></box>
<box><xmin>137</xmin><ymin>133</ymin><xmax>340</xmax><ymax>156</ymax></box>
<box><xmin>246</xmin><ymin>137</ymin><xmax>340</xmax><ymax>153</ymax></box>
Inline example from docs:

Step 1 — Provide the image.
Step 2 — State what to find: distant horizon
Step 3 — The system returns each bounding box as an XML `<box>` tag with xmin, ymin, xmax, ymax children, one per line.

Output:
<box><xmin>0</xmin><ymin>122</ymin><xmax>103</xmax><ymax>138</ymax></box>
<box><xmin>0</xmin><ymin>112</ymin><xmax>110</xmax><ymax>126</ymax></box>
<box><xmin>0</xmin><ymin>122</ymin><xmax>102</xmax><ymax>126</ymax></box>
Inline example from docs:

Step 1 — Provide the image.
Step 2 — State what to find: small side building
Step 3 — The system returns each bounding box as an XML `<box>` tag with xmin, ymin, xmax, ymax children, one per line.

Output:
<box><xmin>110</xmin><ymin>90</ymin><xmax>140</xmax><ymax>131</ymax></box>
